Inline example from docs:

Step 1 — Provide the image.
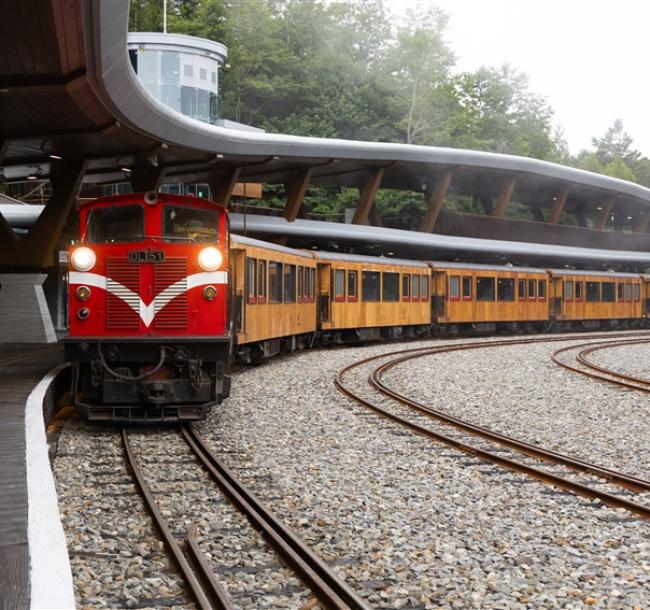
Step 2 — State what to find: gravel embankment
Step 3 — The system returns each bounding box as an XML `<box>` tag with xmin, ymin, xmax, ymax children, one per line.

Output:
<box><xmin>54</xmin><ymin>332</ymin><xmax>650</xmax><ymax>609</ymax></box>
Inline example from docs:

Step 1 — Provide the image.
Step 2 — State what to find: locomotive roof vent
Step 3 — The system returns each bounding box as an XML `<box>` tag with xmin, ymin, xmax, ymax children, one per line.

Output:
<box><xmin>144</xmin><ymin>191</ymin><xmax>158</xmax><ymax>205</ymax></box>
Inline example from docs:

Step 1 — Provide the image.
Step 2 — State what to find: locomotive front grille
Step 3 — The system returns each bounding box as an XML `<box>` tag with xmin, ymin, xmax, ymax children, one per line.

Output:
<box><xmin>106</xmin><ymin>257</ymin><xmax>141</xmax><ymax>329</ymax></box>
<box><xmin>154</xmin><ymin>257</ymin><xmax>188</xmax><ymax>328</ymax></box>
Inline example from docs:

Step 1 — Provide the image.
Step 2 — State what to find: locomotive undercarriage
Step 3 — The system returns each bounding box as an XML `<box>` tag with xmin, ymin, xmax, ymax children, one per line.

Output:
<box><xmin>64</xmin><ymin>338</ymin><xmax>231</xmax><ymax>423</ymax></box>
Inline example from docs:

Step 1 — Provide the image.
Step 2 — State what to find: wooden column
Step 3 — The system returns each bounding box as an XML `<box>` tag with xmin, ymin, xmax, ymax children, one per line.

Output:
<box><xmin>209</xmin><ymin>167</ymin><xmax>242</xmax><ymax>208</ymax></box>
<box><xmin>19</xmin><ymin>158</ymin><xmax>88</xmax><ymax>269</ymax></box>
<box><xmin>351</xmin><ymin>168</ymin><xmax>384</xmax><ymax>225</ymax></box>
<box><xmin>531</xmin><ymin>205</ymin><xmax>545</xmax><ymax>222</ymax></box>
<box><xmin>634</xmin><ymin>209</ymin><xmax>650</xmax><ymax>233</ymax></box>
<box><xmin>492</xmin><ymin>176</ymin><xmax>517</xmax><ymax>218</ymax></box>
<box><xmin>367</xmin><ymin>204</ymin><xmax>383</xmax><ymax>227</ymax></box>
<box><xmin>130</xmin><ymin>166</ymin><xmax>167</xmax><ymax>192</ymax></box>
<box><xmin>419</xmin><ymin>171</ymin><xmax>452</xmax><ymax>233</ymax></box>
<box><xmin>282</xmin><ymin>168</ymin><xmax>312</xmax><ymax>222</ymax></box>
<box><xmin>547</xmin><ymin>188</ymin><xmax>569</xmax><ymax>224</ymax></box>
<box><xmin>595</xmin><ymin>197</ymin><xmax>615</xmax><ymax>231</ymax></box>
<box><xmin>479</xmin><ymin>196</ymin><xmax>494</xmax><ymax>215</ymax></box>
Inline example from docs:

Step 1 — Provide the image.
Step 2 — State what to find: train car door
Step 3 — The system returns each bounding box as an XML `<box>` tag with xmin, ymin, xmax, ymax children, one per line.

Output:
<box><xmin>317</xmin><ymin>263</ymin><xmax>332</xmax><ymax>324</ymax></box>
<box><xmin>550</xmin><ymin>276</ymin><xmax>564</xmax><ymax>320</ymax></box>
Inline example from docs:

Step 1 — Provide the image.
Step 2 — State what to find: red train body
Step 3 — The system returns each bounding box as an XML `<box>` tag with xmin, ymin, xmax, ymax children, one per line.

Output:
<box><xmin>64</xmin><ymin>193</ymin><xmax>231</xmax><ymax>422</ymax></box>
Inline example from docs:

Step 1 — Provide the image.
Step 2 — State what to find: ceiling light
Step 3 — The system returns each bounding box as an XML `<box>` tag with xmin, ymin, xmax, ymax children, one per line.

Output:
<box><xmin>48</xmin><ymin>154</ymin><xmax>62</xmax><ymax>160</ymax></box>
<box><xmin>121</xmin><ymin>167</ymin><xmax>132</xmax><ymax>173</ymax></box>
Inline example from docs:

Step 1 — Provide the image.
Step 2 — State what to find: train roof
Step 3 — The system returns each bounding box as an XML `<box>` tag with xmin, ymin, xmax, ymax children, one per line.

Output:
<box><xmin>311</xmin><ymin>250</ymin><xmax>430</xmax><ymax>268</ymax></box>
<box><xmin>547</xmin><ymin>269</ymin><xmax>642</xmax><ymax>279</ymax></box>
<box><xmin>428</xmin><ymin>261</ymin><xmax>546</xmax><ymax>273</ymax></box>
<box><xmin>230</xmin><ymin>233</ymin><xmax>315</xmax><ymax>260</ymax></box>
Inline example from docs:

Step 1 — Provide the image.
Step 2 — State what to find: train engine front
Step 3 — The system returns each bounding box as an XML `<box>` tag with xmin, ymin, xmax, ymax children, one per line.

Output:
<box><xmin>64</xmin><ymin>192</ymin><xmax>231</xmax><ymax>422</ymax></box>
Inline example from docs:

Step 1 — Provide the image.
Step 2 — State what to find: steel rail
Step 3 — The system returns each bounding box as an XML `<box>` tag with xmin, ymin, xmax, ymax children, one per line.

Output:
<box><xmin>182</xmin><ymin>425</ymin><xmax>370</xmax><ymax>610</ymax></box>
<box><xmin>334</xmin><ymin>334</ymin><xmax>650</xmax><ymax>520</ymax></box>
<box><xmin>121</xmin><ymin>428</ymin><xmax>215</xmax><ymax>610</ymax></box>
<box><xmin>186</xmin><ymin>522</ymin><xmax>236</xmax><ymax>610</ymax></box>
<box><xmin>552</xmin><ymin>337</ymin><xmax>650</xmax><ymax>392</ymax></box>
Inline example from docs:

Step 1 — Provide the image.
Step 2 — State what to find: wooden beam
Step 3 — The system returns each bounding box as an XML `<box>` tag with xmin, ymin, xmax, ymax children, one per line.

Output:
<box><xmin>23</xmin><ymin>158</ymin><xmax>88</xmax><ymax>268</ymax></box>
<box><xmin>209</xmin><ymin>167</ymin><xmax>242</xmax><ymax>208</ymax></box>
<box><xmin>419</xmin><ymin>171</ymin><xmax>452</xmax><ymax>233</ymax></box>
<box><xmin>479</xmin><ymin>196</ymin><xmax>493</xmax><ymax>215</ymax></box>
<box><xmin>547</xmin><ymin>188</ymin><xmax>569</xmax><ymax>224</ymax></box>
<box><xmin>531</xmin><ymin>205</ymin><xmax>545</xmax><ymax>222</ymax></box>
<box><xmin>130</xmin><ymin>166</ymin><xmax>167</xmax><ymax>192</ymax></box>
<box><xmin>634</xmin><ymin>209</ymin><xmax>650</xmax><ymax>233</ymax></box>
<box><xmin>367</xmin><ymin>204</ymin><xmax>383</xmax><ymax>227</ymax></box>
<box><xmin>282</xmin><ymin>168</ymin><xmax>312</xmax><ymax>222</ymax></box>
<box><xmin>595</xmin><ymin>197</ymin><xmax>615</xmax><ymax>231</ymax></box>
<box><xmin>351</xmin><ymin>168</ymin><xmax>384</xmax><ymax>225</ymax></box>
<box><xmin>492</xmin><ymin>176</ymin><xmax>517</xmax><ymax>217</ymax></box>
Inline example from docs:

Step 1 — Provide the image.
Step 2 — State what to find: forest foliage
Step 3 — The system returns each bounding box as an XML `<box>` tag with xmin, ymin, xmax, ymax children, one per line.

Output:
<box><xmin>129</xmin><ymin>0</ymin><xmax>650</xmax><ymax>225</ymax></box>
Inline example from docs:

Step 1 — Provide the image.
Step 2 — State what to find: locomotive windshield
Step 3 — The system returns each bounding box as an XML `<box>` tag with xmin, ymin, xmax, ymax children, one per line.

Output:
<box><xmin>163</xmin><ymin>205</ymin><xmax>219</xmax><ymax>242</ymax></box>
<box><xmin>87</xmin><ymin>205</ymin><xmax>144</xmax><ymax>243</ymax></box>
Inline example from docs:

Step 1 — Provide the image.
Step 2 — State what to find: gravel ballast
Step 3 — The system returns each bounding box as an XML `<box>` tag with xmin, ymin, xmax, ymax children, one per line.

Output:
<box><xmin>54</xmin><ymin>332</ymin><xmax>650</xmax><ymax>609</ymax></box>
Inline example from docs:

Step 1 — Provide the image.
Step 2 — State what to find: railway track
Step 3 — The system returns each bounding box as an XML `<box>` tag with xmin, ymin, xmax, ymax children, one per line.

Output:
<box><xmin>335</xmin><ymin>332</ymin><xmax>650</xmax><ymax>522</ymax></box>
<box><xmin>122</xmin><ymin>425</ymin><xmax>369</xmax><ymax>610</ymax></box>
<box><xmin>552</xmin><ymin>337</ymin><xmax>650</xmax><ymax>392</ymax></box>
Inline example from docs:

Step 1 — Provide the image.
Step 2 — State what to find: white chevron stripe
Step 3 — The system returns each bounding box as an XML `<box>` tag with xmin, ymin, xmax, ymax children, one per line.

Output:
<box><xmin>69</xmin><ymin>271</ymin><xmax>227</xmax><ymax>327</ymax></box>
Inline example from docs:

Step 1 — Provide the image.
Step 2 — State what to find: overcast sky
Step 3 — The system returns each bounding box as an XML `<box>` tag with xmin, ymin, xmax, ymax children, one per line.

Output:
<box><xmin>387</xmin><ymin>0</ymin><xmax>650</xmax><ymax>156</ymax></box>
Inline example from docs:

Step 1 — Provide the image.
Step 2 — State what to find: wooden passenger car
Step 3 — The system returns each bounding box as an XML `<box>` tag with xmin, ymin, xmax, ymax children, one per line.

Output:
<box><xmin>547</xmin><ymin>269</ymin><xmax>644</xmax><ymax>324</ymax></box>
<box><xmin>313</xmin><ymin>252</ymin><xmax>431</xmax><ymax>341</ymax></box>
<box><xmin>230</xmin><ymin>235</ymin><xmax>317</xmax><ymax>359</ymax></box>
<box><xmin>429</xmin><ymin>262</ymin><xmax>550</xmax><ymax>329</ymax></box>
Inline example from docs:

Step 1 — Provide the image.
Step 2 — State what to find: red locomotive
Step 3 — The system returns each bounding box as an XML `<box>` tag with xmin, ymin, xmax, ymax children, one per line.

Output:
<box><xmin>64</xmin><ymin>192</ymin><xmax>231</xmax><ymax>422</ymax></box>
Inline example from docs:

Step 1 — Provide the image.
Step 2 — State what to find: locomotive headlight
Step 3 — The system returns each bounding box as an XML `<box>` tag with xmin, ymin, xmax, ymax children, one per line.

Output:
<box><xmin>77</xmin><ymin>307</ymin><xmax>90</xmax><ymax>320</ymax></box>
<box><xmin>203</xmin><ymin>285</ymin><xmax>217</xmax><ymax>300</ymax></box>
<box><xmin>70</xmin><ymin>247</ymin><xmax>96</xmax><ymax>272</ymax></box>
<box><xmin>75</xmin><ymin>285</ymin><xmax>91</xmax><ymax>301</ymax></box>
<box><xmin>198</xmin><ymin>246</ymin><xmax>222</xmax><ymax>272</ymax></box>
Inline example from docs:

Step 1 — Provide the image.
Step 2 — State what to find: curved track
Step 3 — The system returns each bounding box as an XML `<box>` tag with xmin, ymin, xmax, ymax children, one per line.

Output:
<box><xmin>123</xmin><ymin>426</ymin><xmax>369</xmax><ymax>610</ymax></box>
<box><xmin>335</xmin><ymin>333</ymin><xmax>650</xmax><ymax>521</ymax></box>
<box><xmin>552</xmin><ymin>337</ymin><xmax>650</xmax><ymax>392</ymax></box>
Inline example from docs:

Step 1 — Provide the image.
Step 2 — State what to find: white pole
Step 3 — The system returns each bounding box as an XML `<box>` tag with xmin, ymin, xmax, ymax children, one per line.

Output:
<box><xmin>163</xmin><ymin>0</ymin><xmax>167</xmax><ymax>33</ymax></box>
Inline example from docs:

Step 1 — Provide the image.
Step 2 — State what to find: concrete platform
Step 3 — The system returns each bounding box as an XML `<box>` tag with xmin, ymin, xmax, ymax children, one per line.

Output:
<box><xmin>0</xmin><ymin>343</ymin><xmax>74</xmax><ymax>610</ymax></box>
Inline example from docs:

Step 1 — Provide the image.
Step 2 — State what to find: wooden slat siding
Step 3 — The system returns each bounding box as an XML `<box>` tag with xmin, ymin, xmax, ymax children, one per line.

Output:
<box><xmin>0</xmin><ymin>344</ymin><xmax>64</xmax><ymax>610</ymax></box>
<box><xmin>319</xmin><ymin>260</ymin><xmax>431</xmax><ymax>330</ymax></box>
<box><xmin>230</xmin><ymin>241</ymin><xmax>317</xmax><ymax>345</ymax></box>
<box><xmin>550</xmin><ymin>273</ymin><xmax>643</xmax><ymax>321</ymax></box>
<box><xmin>433</xmin><ymin>267</ymin><xmax>550</xmax><ymax>324</ymax></box>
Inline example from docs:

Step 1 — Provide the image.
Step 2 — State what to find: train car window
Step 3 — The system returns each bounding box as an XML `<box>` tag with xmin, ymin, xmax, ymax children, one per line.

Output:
<box><xmin>297</xmin><ymin>266</ymin><xmax>304</xmax><ymax>302</ymax></box>
<box><xmin>634</xmin><ymin>283</ymin><xmax>641</xmax><ymax>302</ymax></box>
<box><xmin>269</xmin><ymin>262</ymin><xmax>283</xmax><ymax>303</ymax></box>
<box><xmin>402</xmin><ymin>274</ymin><xmax>411</xmax><ymax>301</ymax></box>
<box><xmin>617</xmin><ymin>283</ymin><xmax>624</xmax><ymax>302</ymax></box>
<box><xmin>462</xmin><ymin>276</ymin><xmax>472</xmax><ymax>301</ymax></box>
<box><xmin>257</xmin><ymin>260</ymin><xmax>267</xmax><ymax>303</ymax></box>
<box><xmin>518</xmin><ymin>279</ymin><xmax>526</xmax><ymax>301</ymax></box>
<box><xmin>362</xmin><ymin>271</ymin><xmax>380</xmax><ymax>302</ymax></box>
<box><xmin>284</xmin><ymin>265</ymin><xmax>297</xmax><ymax>303</ymax></box>
<box><xmin>527</xmin><ymin>279</ymin><xmax>536</xmax><ymax>301</ymax></box>
<box><xmin>422</xmin><ymin>275</ymin><xmax>430</xmax><ymax>300</ymax></box>
<box><xmin>602</xmin><ymin>282</ymin><xmax>615</xmax><ymax>302</ymax></box>
<box><xmin>383</xmin><ymin>272</ymin><xmax>400</xmax><ymax>302</ymax></box>
<box><xmin>575</xmin><ymin>281</ymin><xmax>583</xmax><ymax>301</ymax></box>
<box><xmin>310</xmin><ymin>268</ymin><xmax>316</xmax><ymax>300</ymax></box>
<box><xmin>246</xmin><ymin>257</ymin><xmax>257</xmax><ymax>304</ymax></box>
<box><xmin>476</xmin><ymin>277</ymin><xmax>495</xmax><ymax>301</ymax></box>
<box><xmin>88</xmin><ymin>205</ymin><xmax>144</xmax><ymax>243</ymax></box>
<box><xmin>412</xmin><ymin>275</ymin><xmax>420</xmax><ymax>301</ymax></box>
<box><xmin>538</xmin><ymin>279</ymin><xmax>547</xmax><ymax>301</ymax></box>
<box><xmin>586</xmin><ymin>281</ymin><xmax>600</xmax><ymax>302</ymax></box>
<box><xmin>624</xmin><ymin>283</ymin><xmax>633</xmax><ymax>302</ymax></box>
<box><xmin>497</xmin><ymin>278</ymin><xmax>515</xmax><ymax>302</ymax></box>
<box><xmin>303</xmin><ymin>267</ymin><xmax>309</xmax><ymax>301</ymax></box>
<box><xmin>564</xmin><ymin>280</ymin><xmax>574</xmax><ymax>301</ymax></box>
<box><xmin>347</xmin><ymin>271</ymin><xmax>358</xmax><ymax>302</ymax></box>
<box><xmin>449</xmin><ymin>275</ymin><xmax>460</xmax><ymax>301</ymax></box>
<box><xmin>163</xmin><ymin>205</ymin><xmax>218</xmax><ymax>242</ymax></box>
<box><xmin>334</xmin><ymin>269</ymin><xmax>345</xmax><ymax>302</ymax></box>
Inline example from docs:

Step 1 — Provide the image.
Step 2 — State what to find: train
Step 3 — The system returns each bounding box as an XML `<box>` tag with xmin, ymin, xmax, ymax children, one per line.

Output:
<box><xmin>65</xmin><ymin>192</ymin><xmax>650</xmax><ymax>422</ymax></box>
